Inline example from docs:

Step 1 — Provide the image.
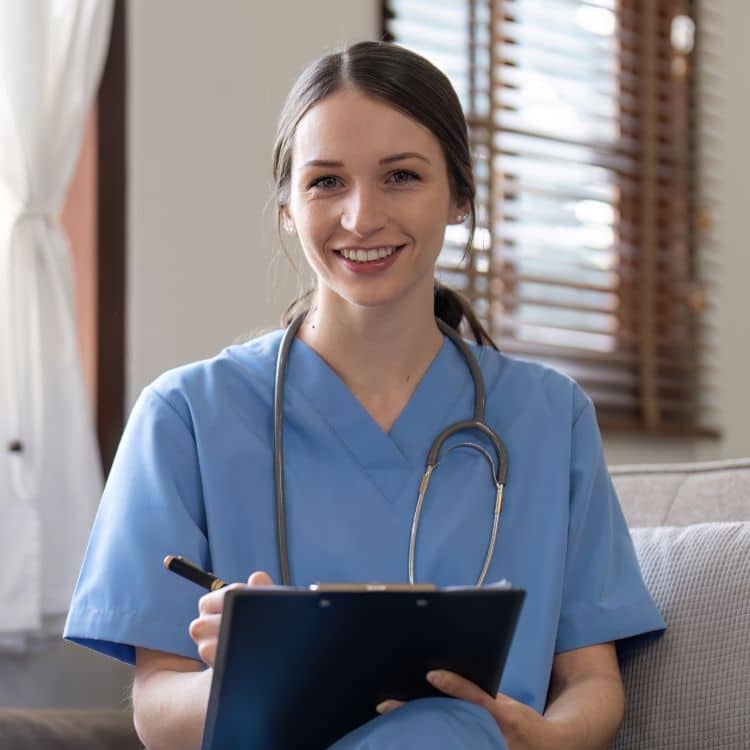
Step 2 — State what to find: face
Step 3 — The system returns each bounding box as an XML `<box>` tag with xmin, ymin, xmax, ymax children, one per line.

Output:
<box><xmin>285</xmin><ymin>87</ymin><xmax>466</xmax><ymax>313</ymax></box>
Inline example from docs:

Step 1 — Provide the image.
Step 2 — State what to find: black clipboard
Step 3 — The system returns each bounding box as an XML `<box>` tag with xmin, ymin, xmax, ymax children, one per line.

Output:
<box><xmin>201</xmin><ymin>583</ymin><xmax>525</xmax><ymax>750</ymax></box>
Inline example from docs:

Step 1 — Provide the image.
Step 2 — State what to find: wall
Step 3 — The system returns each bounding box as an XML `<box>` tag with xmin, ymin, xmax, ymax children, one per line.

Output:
<box><xmin>127</xmin><ymin>0</ymin><xmax>378</xmax><ymax>403</ymax></box>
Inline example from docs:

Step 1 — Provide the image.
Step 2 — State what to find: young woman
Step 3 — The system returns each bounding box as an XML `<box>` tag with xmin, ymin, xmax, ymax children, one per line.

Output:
<box><xmin>64</xmin><ymin>41</ymin><xmax>665</xmax><ymax>750</ymax></box>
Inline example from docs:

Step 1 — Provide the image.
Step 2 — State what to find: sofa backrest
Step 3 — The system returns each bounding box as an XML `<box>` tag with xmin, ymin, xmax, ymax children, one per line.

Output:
<box><xmin>610</xmin><ymin>457</ymin><xmax>750</xmax><ymax>526</ymax></box>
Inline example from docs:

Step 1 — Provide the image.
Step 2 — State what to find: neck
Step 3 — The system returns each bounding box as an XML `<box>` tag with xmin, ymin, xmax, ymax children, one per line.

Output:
<box><xmin>297</xmin><ymin>285</ymin><xmax>444</xmax><ymax>408</ymax></box>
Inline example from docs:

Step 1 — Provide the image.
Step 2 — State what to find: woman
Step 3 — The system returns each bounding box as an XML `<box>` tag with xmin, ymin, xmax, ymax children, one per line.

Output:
<box><xmin>64</xmin><ymin>41</ymin><xmax>665</xmax><ymax>750</ymax></box>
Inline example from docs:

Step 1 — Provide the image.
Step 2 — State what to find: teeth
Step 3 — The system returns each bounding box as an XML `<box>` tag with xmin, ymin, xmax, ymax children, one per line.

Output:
<box><xmin>340</xmin><ymin>246</ymin><xmax>398</xmax><ymax>263</ymax></box>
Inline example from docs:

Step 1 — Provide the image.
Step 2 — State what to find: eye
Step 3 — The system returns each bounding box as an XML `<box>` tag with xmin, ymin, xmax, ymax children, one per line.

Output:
<box><xmin>387</xmin><ymin>169</ymin><xmax>420</xmax><ymax>185</ymax></box>
<box><xmin>308</xmin><ymin>175</ymin><xmax>341</xmax><ymax>191</ymax></box>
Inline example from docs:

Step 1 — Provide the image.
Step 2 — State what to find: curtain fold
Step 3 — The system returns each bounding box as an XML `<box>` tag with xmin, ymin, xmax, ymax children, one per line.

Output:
<box><xmin>0</xmin><ymin>0</ymin><xmax>114</xmax><ymax>649</ymax></box>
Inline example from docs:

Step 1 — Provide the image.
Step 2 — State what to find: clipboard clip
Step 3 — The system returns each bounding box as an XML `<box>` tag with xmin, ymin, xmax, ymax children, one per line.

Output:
<box><xmin>309</xmin><ymin>582</ymin><xmax>437</xmax><ymax>592</ymax></box>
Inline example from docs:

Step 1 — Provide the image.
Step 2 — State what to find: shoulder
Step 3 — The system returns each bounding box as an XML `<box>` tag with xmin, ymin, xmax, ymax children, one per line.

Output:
<box><xmin>471</xmin><ymin>341</ymin><xmax>592</xmax><ymax>426</ymax></box>
<box><xmin>139</xmin><ymin>329</ymin><xmax>284</xmax><ymax>425</ymax></box>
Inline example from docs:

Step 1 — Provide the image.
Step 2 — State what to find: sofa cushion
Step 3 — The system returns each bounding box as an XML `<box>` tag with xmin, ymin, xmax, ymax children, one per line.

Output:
<box><xmin>612</xmin><ymin>522</ymin><xmax>750</xmax><ymax>750</ymax></box>
<box><xmin>0</xmin><ymin>708</ymin><xmax>141</xmax><ymax>750</ymax></box>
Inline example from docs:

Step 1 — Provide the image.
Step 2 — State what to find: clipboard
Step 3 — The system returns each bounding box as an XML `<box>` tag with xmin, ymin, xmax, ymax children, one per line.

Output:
<box><xmin>201</xmin><ymin>583</ymin><xmax>525</xmax><ymax>750</ymax></box>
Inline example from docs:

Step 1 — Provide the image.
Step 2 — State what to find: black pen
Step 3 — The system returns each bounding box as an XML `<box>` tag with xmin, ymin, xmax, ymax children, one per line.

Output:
<box><xmin>163</xmin><ymin>555</ymin><xmax>227</xmax><ymax>592</ymax></box>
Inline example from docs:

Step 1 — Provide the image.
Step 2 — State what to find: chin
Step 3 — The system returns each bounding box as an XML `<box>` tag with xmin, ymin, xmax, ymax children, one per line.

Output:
<box><xmin>335</xmin><ymin>282</ymin><xmax>425</xmax><ymax>313</ymax></box>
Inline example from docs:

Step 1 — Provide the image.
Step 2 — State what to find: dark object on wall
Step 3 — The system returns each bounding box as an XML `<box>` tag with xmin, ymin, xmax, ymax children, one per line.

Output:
<box><xmin>96</xmin><ymin>0</ymin><xmax>127</xmax><ymax>474</ymax></box>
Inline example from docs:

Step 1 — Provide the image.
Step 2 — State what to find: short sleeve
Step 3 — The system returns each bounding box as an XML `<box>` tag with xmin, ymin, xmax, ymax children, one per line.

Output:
<box><xmin>554</xmin><ymin>393</ymin><xmax>666</xmax><ymax>654</ymax></box>
<box><xmin>63</xmin><ymin>386</ymin><xmax>209</xmax><ymax>665</ymax></box>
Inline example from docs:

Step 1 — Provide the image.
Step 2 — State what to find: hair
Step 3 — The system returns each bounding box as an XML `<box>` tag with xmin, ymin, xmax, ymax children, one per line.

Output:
<box><xmin>272</xmin><ymin>40</ymin><xmax>497</xmax><ymax>349</ymax></box>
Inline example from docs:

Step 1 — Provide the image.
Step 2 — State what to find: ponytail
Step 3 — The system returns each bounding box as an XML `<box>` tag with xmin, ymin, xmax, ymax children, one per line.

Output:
<box><xmin>434</xmin><ymin>281</ymin><xmax>498</xmax><ymax>350</ymax></box>
<box><xmin>281</xmin><ymin>288</ymin><xmax>314</xmax><ymax>328</ymax></box>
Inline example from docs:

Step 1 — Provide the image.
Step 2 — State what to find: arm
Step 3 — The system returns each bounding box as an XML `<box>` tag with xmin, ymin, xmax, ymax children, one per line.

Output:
<box><xmin>132</xmin><ymin>571</ymin><xmax>274</xmax><ymax>750</ymax></box>
<box><xmin>377</xmin><ymin>642</ymin><xmax>624</xmax><ymax>750</ymax></box>
<box><xmin>132</xmin><ymin>648</ymin><xmax>211</xmax><ymax>750</ymax></box>
<box><xmin>543</xmin><ymin>643</ymin><xmax>624</xmax><ymax>748</ymax></box>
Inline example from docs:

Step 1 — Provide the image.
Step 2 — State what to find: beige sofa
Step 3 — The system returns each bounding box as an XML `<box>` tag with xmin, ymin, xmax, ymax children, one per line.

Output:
<box><xmin>1</xmin><ymin>458</ymin><xmax>748</xmax><ymax>749</ymax></box>
<box><xmin>611</xmin><ymin>458</ymin><xmax>750</xmax><ymax>749</ymax></box>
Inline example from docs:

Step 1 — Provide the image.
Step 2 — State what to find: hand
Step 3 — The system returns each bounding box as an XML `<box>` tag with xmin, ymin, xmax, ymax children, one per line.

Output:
<box><xmin>377</xmin><ymin>670</ymin><xmax>568</xmax><ymax>750</ymax></box>
<box><xmin>188</xmin><ymin>570</ymin><xmax>273</xmax><ymax>667</ymax></box>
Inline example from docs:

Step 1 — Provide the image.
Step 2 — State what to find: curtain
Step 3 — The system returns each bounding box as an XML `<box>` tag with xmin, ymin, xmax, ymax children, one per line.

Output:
<box><xmin>0</xmin><ymin>0</ymin><xmax>114</xmax><ymax>649</ymax></box>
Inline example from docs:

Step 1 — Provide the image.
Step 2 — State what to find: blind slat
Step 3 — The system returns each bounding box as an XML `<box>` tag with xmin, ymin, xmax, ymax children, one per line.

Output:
<box><xmin>385</xmin><ymin>0</ymin><xmax>709</xmax><ymax>435</ymax></box>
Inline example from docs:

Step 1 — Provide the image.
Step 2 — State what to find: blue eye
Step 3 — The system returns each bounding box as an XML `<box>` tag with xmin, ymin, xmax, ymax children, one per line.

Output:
<box><xmin>309</xmin><ymin>175</ymin><xmax>341</xmax><ymax>190</ymax></box>
<box><xmin>388</xmin><ymin>170</ymin><xmax>419</xmax><ymax>184</ymax></box>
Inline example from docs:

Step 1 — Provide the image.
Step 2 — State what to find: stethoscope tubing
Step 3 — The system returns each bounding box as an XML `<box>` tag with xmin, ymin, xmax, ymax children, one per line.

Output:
<box><xmin>273</xmin><ymin>314</ymin><xmax>509</xmax><ymax>587</ymax></box>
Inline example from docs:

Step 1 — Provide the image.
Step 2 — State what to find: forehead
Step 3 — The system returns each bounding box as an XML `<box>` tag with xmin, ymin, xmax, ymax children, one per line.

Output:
<box><xmin>292</xmin><ymin>87</ymin><xmax>443</xmax><ymax>167</ymax></box>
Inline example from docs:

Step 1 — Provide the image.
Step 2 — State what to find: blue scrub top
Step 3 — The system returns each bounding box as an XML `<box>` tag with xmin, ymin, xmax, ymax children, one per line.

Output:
<box><xmin>64</xmin><ymin>330</ymin><xmax>665</xmax><ymax>748</ymax></box>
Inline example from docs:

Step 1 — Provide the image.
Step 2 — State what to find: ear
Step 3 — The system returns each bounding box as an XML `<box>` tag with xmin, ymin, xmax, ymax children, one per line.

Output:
<box><xmin>280</xmin><ymin>207</ymin><xmax>296</xmax><ymax>235</ymax></box>
<box><xmin>448</xmin><ymin>199</ymin><xmax>470</xmax><ymax>225</ymax></box>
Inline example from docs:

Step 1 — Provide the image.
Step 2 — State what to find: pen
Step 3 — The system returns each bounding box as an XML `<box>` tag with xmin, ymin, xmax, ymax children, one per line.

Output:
<box><xmin>163</xmin><ymin>555</ymin><xmax>227</xmax><ymax>592</ymax></box>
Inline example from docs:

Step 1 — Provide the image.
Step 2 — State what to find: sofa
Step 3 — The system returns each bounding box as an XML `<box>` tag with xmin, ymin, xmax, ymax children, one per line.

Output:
<box><xmin>610</xmin><ymin>457</ymin><xmax>750</xmax><ymax>749</ymax></box>
<box><xmin>1</xmin><ymin>458</ymin><xmax>748</xmax><ymax>749</ymax></box>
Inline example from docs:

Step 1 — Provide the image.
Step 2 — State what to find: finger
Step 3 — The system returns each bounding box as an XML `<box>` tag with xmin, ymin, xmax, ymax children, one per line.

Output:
<box><xmin>196</xmin><ymin>638</ymin><xmax>217</xmax><ymax>668</ymax></box>
<box><xmin>188</xmin><ymin>613</ymin><xmax>221</xmax><ymax>642</ymax></box>
<box><xmin>375</xmin><ymin>699</ymin><xmax>404</xmax><ymax>715</ymax></box>
<box><xmin>426</xmin><ymin>670</ymin><xmax>495</xmax><ymax>711</ymax></box>
<box><xmin>247</xmin><ymin>570</ymin><xmax>274</xmax><ymax>586</ymax></box>
<box><xmin>198</xmin><ymin>582</ymin><xmax>246</xmax><ymax>614</ymax></box>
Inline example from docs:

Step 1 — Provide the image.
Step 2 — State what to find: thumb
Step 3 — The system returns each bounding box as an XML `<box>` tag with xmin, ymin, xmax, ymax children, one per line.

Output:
<box><xmin>247</xmin><ymin>570</ymin><xmax>274</xmax><ymax>586</ymax></box>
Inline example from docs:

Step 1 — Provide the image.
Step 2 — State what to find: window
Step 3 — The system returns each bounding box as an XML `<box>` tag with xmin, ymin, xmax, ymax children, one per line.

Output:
<box><xmin>384</xmin><ymin>0</ymin><xmax>715</xmax><ymax>436</ymax></box>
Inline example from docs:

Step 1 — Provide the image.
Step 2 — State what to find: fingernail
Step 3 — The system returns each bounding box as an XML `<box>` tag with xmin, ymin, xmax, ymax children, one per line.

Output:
<box><xmin>376</xmin><ymin>701</ymin><xmax>393</xmax><ymax>714</ymax></box>
<box><xmin>426</xmin><ymin>670</ymin><xmax>445</xmax><ymax>685</ymax></box>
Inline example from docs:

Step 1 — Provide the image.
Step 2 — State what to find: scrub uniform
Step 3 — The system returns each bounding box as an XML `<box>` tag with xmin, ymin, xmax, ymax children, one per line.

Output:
<box><xmin>64</xmin><ymin>329</ymin><xmax>665</xmax><ymax>749</ymax></box>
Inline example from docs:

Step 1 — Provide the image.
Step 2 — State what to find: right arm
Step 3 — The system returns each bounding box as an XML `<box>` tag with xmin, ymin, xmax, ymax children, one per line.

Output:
<box><xmin>132</xmin><ymin>572</ymin><xmax>273</xmax><ymax>750</ymax></box>
<box><xmin>132</xmin><ymin>648</ymin><xmax>211</xmax><ymax>750</ymax></box>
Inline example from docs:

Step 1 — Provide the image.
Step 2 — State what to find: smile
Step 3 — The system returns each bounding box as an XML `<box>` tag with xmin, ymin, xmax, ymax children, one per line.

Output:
<box><xmin>335</xmin><ymin>245</ymin><xmax>404</xmax><ymax>263</ymax></box>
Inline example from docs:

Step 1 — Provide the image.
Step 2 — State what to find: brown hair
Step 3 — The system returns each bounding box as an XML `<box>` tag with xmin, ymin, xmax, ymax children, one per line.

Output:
<box><xmin>272</xmin><ymin>40</ymin><xmax>497</xmax><ymax>349</ymax></box>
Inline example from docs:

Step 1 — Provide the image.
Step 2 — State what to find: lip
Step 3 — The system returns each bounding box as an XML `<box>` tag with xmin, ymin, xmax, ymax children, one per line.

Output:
<box><xmin>333</xmin><ymin>243</ymin><xmax>407</xmax><ymax>274</ymax></box>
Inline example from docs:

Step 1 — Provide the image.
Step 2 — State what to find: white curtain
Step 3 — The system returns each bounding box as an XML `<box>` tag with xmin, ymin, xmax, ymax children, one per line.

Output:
<box><xmin>0</xmin><ymin>0</ymin><xmax>114</xmax><ymax>649</ymax></box>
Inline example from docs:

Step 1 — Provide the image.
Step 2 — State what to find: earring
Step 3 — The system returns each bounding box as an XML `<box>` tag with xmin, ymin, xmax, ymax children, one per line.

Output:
<box><xmin>282</xmin><ymin>217</ymin><xmax>296</xmax><ymax>235</ymax></box>
<box><xmin>456</xmin><ymin>212</ymin><xmax>469</xmax><ymax>223</ymax></box>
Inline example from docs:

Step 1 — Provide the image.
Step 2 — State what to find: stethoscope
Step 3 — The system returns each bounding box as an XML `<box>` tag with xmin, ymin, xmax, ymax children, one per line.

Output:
<box><xmin>273</xmin><ymin>314</ymin><xmax>509</xmax><ymax>587</ymax></box>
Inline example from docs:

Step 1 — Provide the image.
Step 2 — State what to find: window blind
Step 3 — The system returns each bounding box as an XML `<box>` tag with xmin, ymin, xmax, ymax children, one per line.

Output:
<box><xmin>383</xmin><ymin>0</ymin><xmax>717</xmax><ymax>436</ymax></box>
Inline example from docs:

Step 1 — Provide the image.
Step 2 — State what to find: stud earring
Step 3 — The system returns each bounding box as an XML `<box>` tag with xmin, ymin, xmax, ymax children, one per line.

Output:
<box><xmin>456</xmin><ymin>212</ymin><xmax>469</xmax><ymax>223</ymax></box>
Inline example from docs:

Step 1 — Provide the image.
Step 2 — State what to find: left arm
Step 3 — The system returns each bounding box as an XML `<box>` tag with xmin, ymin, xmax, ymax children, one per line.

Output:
<box><xmin>377</xmin><ymin>642</ymin><xmax>624</xmax><ymax>750</ymax></box>
<box><xmin>542</xmin><ymin>642</ymin><xmax>625</xmax><ymax>749</ymax></box>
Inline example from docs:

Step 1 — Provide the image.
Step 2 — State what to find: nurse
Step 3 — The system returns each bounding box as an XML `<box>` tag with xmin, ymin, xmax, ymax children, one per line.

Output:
<box><xmin>64</xmin><ymin>41</ymin><xmax>665</xmax><ymax>750</ymax></box>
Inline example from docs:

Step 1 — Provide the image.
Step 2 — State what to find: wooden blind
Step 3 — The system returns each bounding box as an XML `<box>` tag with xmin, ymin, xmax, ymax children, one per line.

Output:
<box><xmin>383</xmin><ymin>0</ymin><xmax>717</xmax><ymax>436</ymax></box>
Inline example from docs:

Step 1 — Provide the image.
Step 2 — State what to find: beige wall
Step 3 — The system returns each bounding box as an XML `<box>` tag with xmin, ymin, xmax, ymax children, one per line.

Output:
<box><xmin>127</xmin><ymin>0</ymin><xmax>378</xmax><ymax>403</ymax></box>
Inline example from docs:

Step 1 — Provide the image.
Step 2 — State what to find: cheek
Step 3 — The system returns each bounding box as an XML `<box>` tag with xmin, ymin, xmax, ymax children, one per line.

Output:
<box><xmin>292</xmin><ymin>206</ymin><xmax>336</xmax><ymax>276</ymax></box>
<box><xmin>290</xmin><ymin>195</ymin><xmax>333</xmax><ymax>243</ymax></box>
<box><xmin>409</xmin><ymin>203</ymin><xmax>450</xmax><ymax>258</ymax></box>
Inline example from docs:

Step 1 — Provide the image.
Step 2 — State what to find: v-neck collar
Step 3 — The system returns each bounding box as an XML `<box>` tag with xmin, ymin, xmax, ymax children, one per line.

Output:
<box><xmin>283</xmin><ymin>333</ymin><xmax>476</xmax><ymax>474</ymax></box>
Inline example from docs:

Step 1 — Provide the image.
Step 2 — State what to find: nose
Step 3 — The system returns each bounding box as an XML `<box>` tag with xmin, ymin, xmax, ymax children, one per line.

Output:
<box><xmin>340</xmin><ymin>183</ymin><xmax>386</xmax><ymax>237</ymax></box>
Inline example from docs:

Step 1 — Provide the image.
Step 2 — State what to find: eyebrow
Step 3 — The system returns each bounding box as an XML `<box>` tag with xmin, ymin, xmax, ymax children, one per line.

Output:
<box><xmin>302</xmin><ymin>152</ymin><xmax>432</xmax><ymax>168</ymax></box>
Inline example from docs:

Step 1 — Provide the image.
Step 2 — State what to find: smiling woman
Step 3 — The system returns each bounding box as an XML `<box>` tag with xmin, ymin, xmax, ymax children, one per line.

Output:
<box><xmin>64</xmin><ymin>41</ymin><xmax>665</xmax><ymax>750</ymax></box>
<box><xmin>285</xmin><ymin>89</ymin><xmax>465</xmax><ymax>364</ymax></box>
